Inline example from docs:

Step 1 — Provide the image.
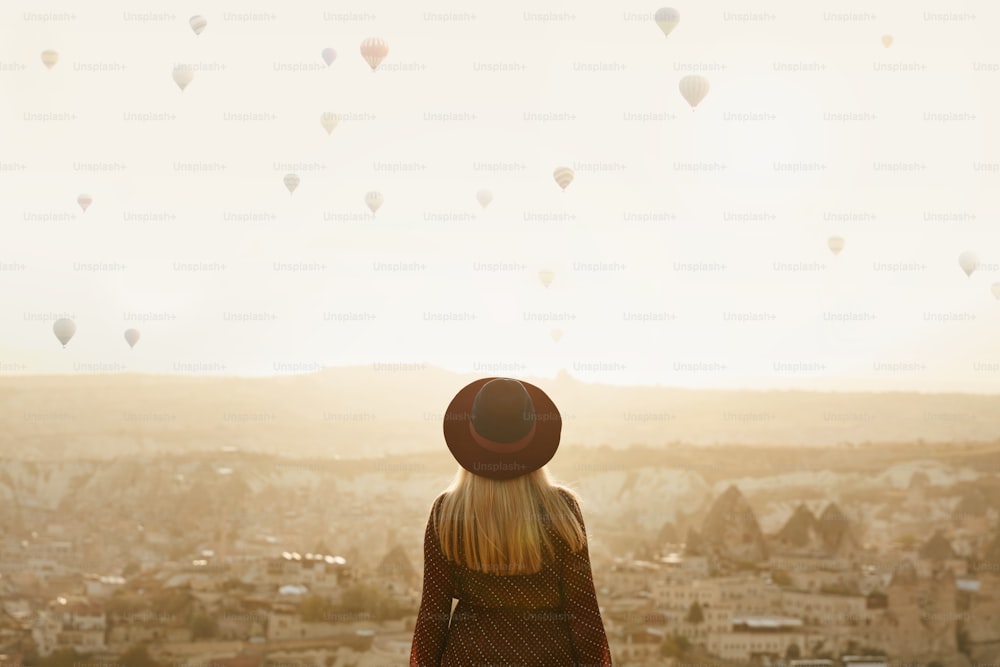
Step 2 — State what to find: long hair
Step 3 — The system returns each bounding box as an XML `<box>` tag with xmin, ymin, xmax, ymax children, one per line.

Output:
<box><xmin>435</xmin><ymin>466</ymin><xmax>588</xmax><ymax>575</ymax></box>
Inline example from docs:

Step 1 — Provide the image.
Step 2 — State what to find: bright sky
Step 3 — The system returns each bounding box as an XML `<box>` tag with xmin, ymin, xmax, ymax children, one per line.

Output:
<box><xmin>1</xmin><ymin>0</ymin><xmax>999</xmax><ymax>392</ymax></box>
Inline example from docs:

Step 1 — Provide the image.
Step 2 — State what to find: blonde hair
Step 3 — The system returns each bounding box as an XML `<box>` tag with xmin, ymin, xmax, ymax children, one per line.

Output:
<box><xmin>435</xmin><ymin>466</ymin><xmax>588</xmax><ymax>575</ymax></box>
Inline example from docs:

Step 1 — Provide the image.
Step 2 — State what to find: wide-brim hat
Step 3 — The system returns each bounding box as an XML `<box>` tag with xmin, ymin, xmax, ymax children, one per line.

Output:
<box><xmin>443</xmin><ymin>377</ymin><xmax>561</xmax><ymax>481</ymax></box>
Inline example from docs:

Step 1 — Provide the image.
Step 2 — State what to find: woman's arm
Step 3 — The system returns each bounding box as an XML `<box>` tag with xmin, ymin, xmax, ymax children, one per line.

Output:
<box><xmin>409</xmin><ymin>494</ymin><xmax>454</xmax><ymax>667</ymax></box>
<box><xmin>559</xmin><ymin>490</ymin><xmax>613</xmax><ymax>667</ymax></box>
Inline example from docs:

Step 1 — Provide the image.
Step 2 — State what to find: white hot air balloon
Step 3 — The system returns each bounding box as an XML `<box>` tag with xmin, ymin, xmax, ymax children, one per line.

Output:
<box><xmin>992</xmin><ymin>283</ymin><xmax>1000</xmax><ymax>300</ymax></box>
<box><xmin>320</xmin><ymin>112</ymin><xmax>339</xmax><ymax>135</ymax></box>
<box><xmin>190</xmin><ymin>15</ymin><xmax>207</xmax><ymax>36</ymax></box>
<box><xmin>958</xmin><ymin>251</ymin><xmax>979</xmax><ymax>277</ymax></box>
<box><xmin>553</xmin><ymin>166</ymin><xmax>574</xmax><ymax>191</ymax></box>
<box><xmin>654</xmin><ymin>8</ymin><xmax>680</xmax><ymax>38</ymax></box>
<box><xmin>321</xmin><ymin>48</ymin><xmax>337</xmax><ymax>67</ymax></box>
<box><xmin>53</xmin><ymin>318</ymin><xmax>76</xmax><ymax>348</ymax></box>
<box><xmin>41</xmin><ymin>50</ymin><xmax>59</xmax><ymax>69</ymax></box>
<box><xmin>360</xmin><ymin>37</ymin><xmax>389</xmax><ymax>72</ymax></box>
<box><xmin>77</xmin><ymin>194</ymin><xmax>92</xmax><ymax>213</ymax></box>
<box><xmin>539</xmin><ymin>270</ymin><xmax>555</xmax><ymax>288</ymax></box>
<box><xmin>172</xmin><ymin>65</ymin><xmax>194</xmax><ymax>91</ymax></box>
<box><xmin>284</xmin><ymin>174</ymin><xmax>300</xmax><ymax>194</ymax></box>
<box><xmin>124</xmin><ymin>328</ymin><xmax>141</xmax><ymax>349</ymax></box>
<box><xmin>679</xmin><ymin>75</ymin><xmax>710</xmax><ymax>109</ymax></box>
<box><xmin>828</xmin><ymin>236</ymin><xmax>845</xmax><ymax>256</ymax></box>
<box><xmin>550</xmin><ymin>329</ymin><xmax>563</xmax><ymax>343</ymax></box>
<box><xmin>365</xmin><ymin>191</ymin><xmax>384</xmax><ymax>216</ymax></box>
<box><xmin>476</xmin><ymin>188</ymin><xmax>493</xmax><ymax>208</ymax></box>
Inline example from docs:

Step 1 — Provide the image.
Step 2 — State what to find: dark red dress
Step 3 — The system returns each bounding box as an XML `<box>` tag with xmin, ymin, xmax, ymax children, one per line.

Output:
<box><xmin>409</xmin><ymin>488</ymin><xmax>613</xmax><ymax>667</ymax></box>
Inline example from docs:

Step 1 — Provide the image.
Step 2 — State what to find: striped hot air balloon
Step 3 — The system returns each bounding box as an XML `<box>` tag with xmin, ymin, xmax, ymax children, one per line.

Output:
<box><xmin>360</xmin><ymin>37</ymin><xmax>389</xmax><ymax>72</ymax></box>
<box><xmin>553</xmin><ymin>166</ymin><xmax>574</xmax><ymax>191</ymax></box>
<box><xmin>41</xmin><ymin>50</ymin><xmax>59</xmax><ymax>69</ymax></box>
<box><xmin>77</xmin><ymin>194</ymin><xmax>92</xmax><ymax>213</ymax></box>
<box><xmin>190</xmin><ymin>15</ymin><xmax>207</xmax><ymax>36</ymax></box>
<box><xmin>284</xmin><ymin>173</ymin><xmax>300</xmax><ymax>194</ymax></box>
<box><xmin>365</xmin><ymin>191</ymin><xmax>384</xmax><ymax>216</ymax></box>
<box><xmin>679</xmin><ymin>75</ymin><xmax>710</xmax><ymax>110</ymax></box>
<box><xmin>827</xmin><ymin>236</ymin><xmax>845</xmax><ymax>256</ymax></box>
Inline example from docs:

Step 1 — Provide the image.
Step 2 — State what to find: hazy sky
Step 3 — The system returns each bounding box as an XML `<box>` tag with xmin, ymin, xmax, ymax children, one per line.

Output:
<box><xmin>2</xmin><ymin>0</ymin><xmax>999</xmax><ymax>392</ymax></box>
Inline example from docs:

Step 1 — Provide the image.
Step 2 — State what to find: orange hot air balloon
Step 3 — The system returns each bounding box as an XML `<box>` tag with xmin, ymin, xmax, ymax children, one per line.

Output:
<box><xmin>360</xmin><ymin>37</ymin><xmax>389</xmax><ymax>72</ymax></box>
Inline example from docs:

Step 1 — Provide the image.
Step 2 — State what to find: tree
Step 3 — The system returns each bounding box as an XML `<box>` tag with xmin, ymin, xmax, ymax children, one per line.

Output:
<box><xmin>771</xmin><ymin>570</ymin><xmax>792</xmax><ymax>586</ymax></box>
<box><xmin>685</xmin><ymin>601</ymin><xmax>704</xmax><ymax>624</ymax></box>
<box><xmin>190</xmin><ymin>614</ymin><xmax>218</xmax><ymax>640</ymax></box>
<box><xmin>957</xmin><ymin>626</ymin><xmax>971</xmax><ymax>656</ymax></box>
<box><xmin>299</xmin><ymin>595</ymin><xmax>334</xmax><ymax>622</ymax></box>
<box><xmin>38</xmin><ymin>648</ymin><xmax>82</xmax><ymax>667</ymax></box>
<box><xmin>336</xmin><ymin>583</ymin><xmax>407</xmax><ymax>621</ymax></box>
<box><xmin>660</xmin><ymin>633</ymin><xmax>691</xmax><ymax>658</ymax></box>
<box><xmin>119</xmin><ymin>644</ymin><xmax>160</xmax><ymax>667</ymax></box>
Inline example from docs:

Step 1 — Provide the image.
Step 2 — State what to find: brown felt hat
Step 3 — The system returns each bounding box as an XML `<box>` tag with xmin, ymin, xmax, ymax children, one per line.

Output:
<box><xmin>443</xmin><ymin>377</ymin><xmax>562</xmax><ymax>480</ymax></box>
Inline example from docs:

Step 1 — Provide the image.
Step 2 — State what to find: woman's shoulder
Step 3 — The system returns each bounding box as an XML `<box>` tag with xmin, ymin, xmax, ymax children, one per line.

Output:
<box><xmin>431</xmin><ymin>491</ymin><xmax>449</xmax><ymax>515</ymax></box>
<box><xmin>553</xmin><ymin>486</ymin><xmax>582</xmax><ymax>513</ymax></box>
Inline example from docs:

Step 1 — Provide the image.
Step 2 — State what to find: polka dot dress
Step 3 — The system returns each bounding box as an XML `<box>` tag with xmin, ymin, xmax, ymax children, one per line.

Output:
<box><xmin>409</xmin><ymin>488</ymin><xmax>613</xmax><ymax>666</ymax></box>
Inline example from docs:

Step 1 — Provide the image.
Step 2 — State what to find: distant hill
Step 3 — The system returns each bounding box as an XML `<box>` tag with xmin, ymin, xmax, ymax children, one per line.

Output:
<box><xmin>701</xmin><ymin>485</ymin><xmax>768</xmax><ymax>562</ymax></box>
<box><xmin>1</xmin><ymin>365</ymin><xmax>1000</xmax><ymax>459</ymax></box>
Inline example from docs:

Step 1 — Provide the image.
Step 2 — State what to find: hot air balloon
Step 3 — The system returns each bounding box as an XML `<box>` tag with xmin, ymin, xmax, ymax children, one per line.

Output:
<box><xmin>679</xmin><ymin>75</ymin><xmax>710</xmax><ymax>109</ymax></box>
<box><xmin>321</xmin><ymin>48</ymin><xmax>337</xmax><ymax>67</ymax></box>
<box><xmin>53</xmin><ymin>318</ymin><xmax>76</xmax><ymax>348</ymax></box>
<box><xmin>365</xmin><ymin>191</ymin><xmax>384</xmax><ymax>216</ymax></box>
<box><xmin>360</xmin><ymin>37</ymin><xmax>389</xmax><ymax>72</ymax></box>
<box><xmin>77</xmin><ymin>194</ymin><xmax>92</xmax><ymax>213</ymax></box>
<box><xmin>881</xmin><ymin>34</ymin><xmax>893</xmax><ymax>48</ymax></box>
<box><xmin>476</xmin><ymin>188</ymin><xmax>493</xmax><ymax>208</ymax></box>
<box><xmin>124</xmin><ymin>328</ymin><xmax>141</xmax><ymax>349</ymax></box>
<box><xmin>550</xmin><ymin>329</ymin><xmax>562</xmax><ymax>343</ymax></box>
<box><xmin>173</xmin><ymin>65</ymin><xmax>194</xmax><ymax>91</ymax></box>
<box><xmin>41</xmin><ymin>50</ymin><xmax>59</xmax><ymax>69</ymax></box>
<box><xmin>553</xmin><ymin>166</ymin><xmax>574</xmax><ymax>191</ymax></box>
<box><xmin>539</xmin><ymin>270</ymin><xmax>555</xmax><ymax>288</ymax></box>
<box><xmin>959</xmin><ymin>251</ymin><xmax>979</xmax><ymax>277</ymax></box>
<box><xmin>654</xmin><ymin>8</ymin><xmax>680</xmax><ymax>38</ymax></box>
<box><xmin>320</xmin><ymin>112</ymin><xmax>339</xmax><ymax>135</ymax></box>
<box><xmin>190</xmin><ymin>15</ymin><xmax>207</xmax><ymax>36</ymax></box>
<box><xmin>828</xmin><ymin>236</ymin><xmax>844</xmax><ymax>256</ymax></box>
<box><xmin>284</xmin><ymin>174</ymin><xmax>300</xmax><ymax>194</ymax></box>
<box><xmin>992</xmin><ymin>283</ymin><xmax>1000</xmax><ymax>300</ymax></box>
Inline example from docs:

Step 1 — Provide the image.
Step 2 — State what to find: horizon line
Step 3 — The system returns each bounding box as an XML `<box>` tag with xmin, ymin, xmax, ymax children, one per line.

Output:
<box><xmin>1</xmin><ymin>363</ymin><xmax>1000</xmax><ymax>397</ymax></box>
